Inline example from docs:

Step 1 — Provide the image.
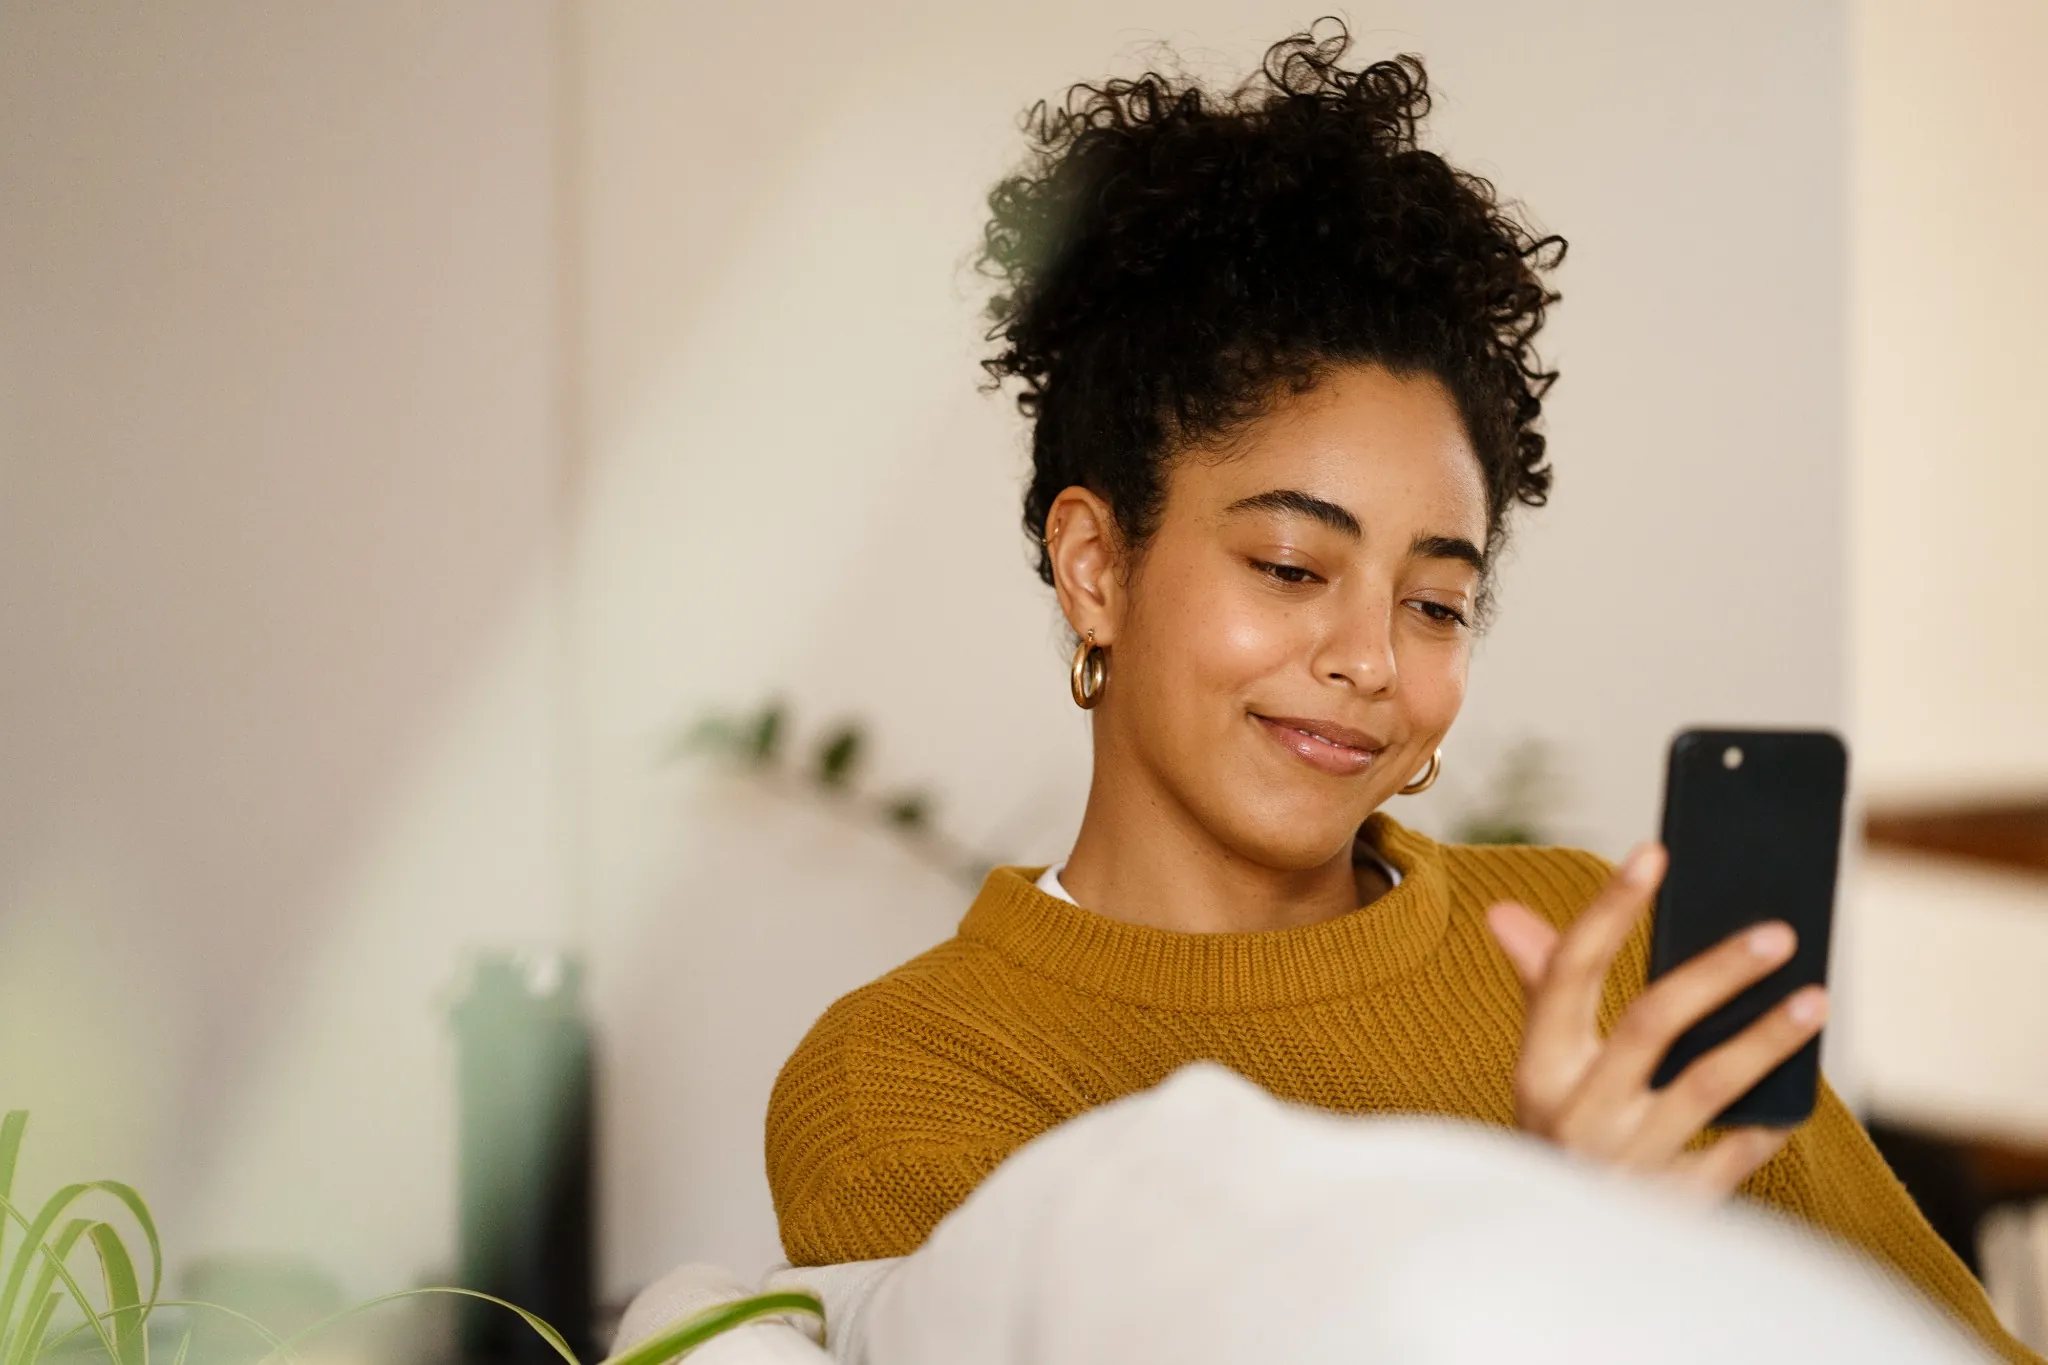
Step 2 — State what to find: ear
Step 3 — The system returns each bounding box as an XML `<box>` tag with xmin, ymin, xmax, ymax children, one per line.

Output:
<box><xmin>1045</xmin><ymin>487</ymin><xmax>1126</xmax><ymax>645</ymax></box>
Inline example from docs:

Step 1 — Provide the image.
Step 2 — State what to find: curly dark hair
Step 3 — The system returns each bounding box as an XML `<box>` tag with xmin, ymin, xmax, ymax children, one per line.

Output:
<box><xmin>980</xmin><ymin>19</ymin><xmax>1565</xmax><ymax>599</ymax></box>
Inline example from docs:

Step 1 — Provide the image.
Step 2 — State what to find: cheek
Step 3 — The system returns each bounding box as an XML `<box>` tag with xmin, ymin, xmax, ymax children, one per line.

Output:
<box><xmin>1154</xmin><ymin>573</ymin><xmax>1303</xmax><ymax>699</ymax></box>
<box><xmin>1399</xmin><ymin>635</ymin><xmax>1473</xmax><ymax>734</ymax></box>
<box><xmin>1216</xmin><ymin>599</ymin><xmax>1302</xmax><ymax>679</ymax></box>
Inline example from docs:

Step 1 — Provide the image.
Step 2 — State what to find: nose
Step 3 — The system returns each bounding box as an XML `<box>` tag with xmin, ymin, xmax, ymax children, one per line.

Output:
<box><xmin>1312</xmin><ymin>594</ymin><xmax>1397</xmax><ymax>695</ymax></box>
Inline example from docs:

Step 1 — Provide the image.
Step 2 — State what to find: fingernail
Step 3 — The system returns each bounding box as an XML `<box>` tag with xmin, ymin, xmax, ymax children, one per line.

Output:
<box><xmin>1747</xmin><ymin>922</ymin><xmax>1795</xmax><ymax>959</ymax></box>
<box><xmin>1788</xmin><ymin>988</ymin><xmax>1828</xmax><ymax>1025</ymax></box>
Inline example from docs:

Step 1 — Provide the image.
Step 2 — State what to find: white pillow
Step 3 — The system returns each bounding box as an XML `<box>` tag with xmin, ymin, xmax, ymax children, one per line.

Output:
<box><xmin>618</xmin><ymin>1063</ymin><xmax>1989</xmax><ymax>1364</ymax></box>
<box><xmin>861</xmin><ymin>1063</ymin><xmax>1989</xmax><ymax>1365</ymax></box>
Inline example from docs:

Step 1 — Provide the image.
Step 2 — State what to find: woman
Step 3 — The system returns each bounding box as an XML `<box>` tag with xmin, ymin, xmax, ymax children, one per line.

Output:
<box><xmin>765</xmin><ymin>24</ymin><xmax>2030</xmax><ymax>1362</ymax></box>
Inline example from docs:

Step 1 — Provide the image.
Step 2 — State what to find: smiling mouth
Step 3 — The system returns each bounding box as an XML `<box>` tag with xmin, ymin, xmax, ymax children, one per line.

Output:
<box><xmin>1251</xmin><ymin>713</ymin><xmax>1385</xmax><ymax>777</ymax></box>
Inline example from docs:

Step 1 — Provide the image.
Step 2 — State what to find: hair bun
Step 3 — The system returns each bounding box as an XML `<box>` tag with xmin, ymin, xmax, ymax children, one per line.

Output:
<box><xmin>979</xmin><ymin>20</ymin><xmax>1564</xmax><ymax>599</ymax></box>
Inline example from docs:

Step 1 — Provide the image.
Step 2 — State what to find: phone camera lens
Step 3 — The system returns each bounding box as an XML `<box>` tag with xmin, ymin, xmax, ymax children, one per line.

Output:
<box><xmin>1723</xmin><ymin>746</ymin><xmax>1744</xmax><ymax>770</ymax></box>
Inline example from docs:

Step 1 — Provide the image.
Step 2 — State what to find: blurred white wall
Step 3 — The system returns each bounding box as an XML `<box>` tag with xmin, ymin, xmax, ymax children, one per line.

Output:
<box><xmin>572</xmin><ymin>0</ymin><xmax>1848</xmax><ymax>1291</ymax></box>
<box><xmin>1839</xmin><ymin>0</ymin><xmax>2048</xmax><ymax>1145</ymax></box>
<box><xmin>0</xmin><ymin>0</ymin><xmax>569</xmax><ymax>1298</ymax></box>
<box><xmin>1</xmin><ymin>0</ymin><xmax>1857</xmax><ymax>1311</ymax></box>
<box><xmin>1848</xmin><ymin>853</ymin><xmax>2048</xmax><ymax>1139</ymax></box>
<box><xmin>1851</xmin><ymin>0</ymin><xmax>2048</xmax><ymax>802</ymax></box>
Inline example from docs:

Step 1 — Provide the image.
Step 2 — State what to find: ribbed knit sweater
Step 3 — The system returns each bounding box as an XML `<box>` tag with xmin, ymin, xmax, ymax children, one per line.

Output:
<box><xmin>766</xmin><ymin>814</ymin><xmax>2034</xmax><ymax>1362</ymax></box>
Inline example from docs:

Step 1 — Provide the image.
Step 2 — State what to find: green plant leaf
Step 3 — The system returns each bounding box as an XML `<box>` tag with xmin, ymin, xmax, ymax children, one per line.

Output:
<box><xmin>884</xmin><ymin>792</ymin><xmax>931</xmax><ymax>829</ymax></box>
<box><xmin>3</xmin><ymin>1216</ymin><xmax>93</xmax><ymax>1365</ymax></box>
<box><xmin>0</xmin><ymin>1180</ymin><xmax>160</xmax><ymax>1365</ymax></box>
<box><xmin>76</xmin><ymin>1184</ymin><xmax>157</xmax><ymax>1337</ymax></box>
<box><xmin>9</xmin><ymin>1292</ymin><xmax>58</xmax><ymax>1365</ymax></box>
<box><xmin>1</xmin><ymin>1121</ymin><xmax>240</xmax><ymax>1365</ymax></box>
<box><xmin>86</xmin><ymin>1223</ymin><xmax>142</xmax><ymax>1365</ymax></box>
<box><xmin>748</xmin><ymin>703</ymin><xmax>785</xmax><ymax>764</ymax></box>
<box><xmin>668</xmin><ymin>716</ymin><xmax>743</xmax><ymax>762</ymax></box>
<box><xmin>597</xmin><ymin>1290</ymin><xmax>824</xmax><ymax>1365</ymax></box>
<box><xmin>44</xmin><ymin>1299</ymin><xmax>289</xmax><ymax>1363</ymax></box>
<box><xmin>1</xmin><ymin>1184</ymin><xmax>88</xmax><ymax>1359</ymax></box>
<box><xmin>168</xmin><ymin>1327</ymin><xmax>192</xmax><ymax>1365</ymax></box>
<box><xmin>260</xmin><ymin>1287</ymin><xmax>573</xmax><ymax>1365</ymax></box>
<box><xmin>0</xmin><ymin>1114</ymin><xmax>25</xmax><ymax>1295</ymax></box>
<box><xmin>813</xmin><ymin>726</ymin><xmax>863</xmax><ymax>789</ymax></box>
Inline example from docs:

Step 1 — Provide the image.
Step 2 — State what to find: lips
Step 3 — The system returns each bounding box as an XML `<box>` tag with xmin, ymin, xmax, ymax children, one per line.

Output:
<box><xmin>1252</xmin><ymin>713</ymin><xmax>1386</xmax><ymax>777</ymax></box>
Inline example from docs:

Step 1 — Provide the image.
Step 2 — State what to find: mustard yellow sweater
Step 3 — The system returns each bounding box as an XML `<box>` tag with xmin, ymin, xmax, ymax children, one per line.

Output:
<box><xmin>767</xmin><ymin>815</ymin><xmax>2035</xmax><ymax>1362</ymax></box>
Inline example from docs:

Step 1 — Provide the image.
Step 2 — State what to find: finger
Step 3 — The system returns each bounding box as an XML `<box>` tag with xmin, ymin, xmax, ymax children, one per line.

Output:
<box><xmin>1485</xmin><ymin>900</ymin><xmax>1559</xmax><ymax>993</ymax></box>
<box><xmin>1488</xmin><ymin>901</ymin><xmax>1590</xmax><ymax>1128</ymax></box>
<box><xmin>1520</xmin><ymin>845</ymin><xmax>1665</xmax><ymax>1065</ymax></box>
<box><xmin>1626</xmin><ymin>986</ymin><xmax>1828</xmax><ymax>1164</ymax></box>
<box><xmin>1664</xmin><ymin>1125</ymin><xmax>1794</xmax><ymax>1202</ymax></box>
<box><xmin>1578</xmin><ymin>918</ymin><xmax>1801</xmax><ymax>1107</ymax></box>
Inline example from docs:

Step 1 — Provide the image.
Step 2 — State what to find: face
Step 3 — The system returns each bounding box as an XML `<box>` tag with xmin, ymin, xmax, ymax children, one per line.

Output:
<box><xmin>1050</xmin><ymin>363</ymin><xmax>1489</xmax><ymax>871</ymax></box>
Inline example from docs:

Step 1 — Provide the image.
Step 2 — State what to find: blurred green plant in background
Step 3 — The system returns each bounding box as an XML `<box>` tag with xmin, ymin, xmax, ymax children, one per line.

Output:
<box><xmin>0</xmin><ymin>1111</ymin><xmax>817</xmax><ymax>1365</ymax></box>
<box><xmin>676</xmin><ymin>698</ymin><xmax>996</xmax><ymax>888</ymax></box>
<box><xmin>0</xmin><ymin>1106</ymin><xmax>168</xmax><ymax>1365</ymax></box>
<box><xmin>1449</xmin><ymin>738</ymin><xmax>1562</xmax><ymax>847</ymax></box>
<box><xmin>679</xmin><ymin>700</ymin><xmax>1566</xmax><ymax>869</ymax></box>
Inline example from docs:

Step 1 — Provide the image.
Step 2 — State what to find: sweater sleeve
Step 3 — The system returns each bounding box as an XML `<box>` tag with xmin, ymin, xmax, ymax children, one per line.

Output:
<box><xmin>1743</xmin><ymin>1082</ymin><xmax>2040</xmax><ymax>1362</ymax></box>
<box><xmin>765</xmin><ymin>980</ymin><xmax>1052</xmax><ymax>1266</ymax></box>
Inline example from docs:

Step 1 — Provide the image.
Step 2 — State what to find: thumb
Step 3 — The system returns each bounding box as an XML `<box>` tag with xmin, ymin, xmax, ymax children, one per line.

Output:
<box><xmin>1486</xmin><ymin>900</ymin><xmax>1560</xmax><ymax>994</ymax></box>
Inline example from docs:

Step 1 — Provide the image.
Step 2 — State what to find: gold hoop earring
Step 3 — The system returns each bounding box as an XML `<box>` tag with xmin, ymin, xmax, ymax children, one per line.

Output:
<box><xmin>1398</xmin><ymin>748</ymin><xmax>1442</xmax><ymax>796</ymax></box>
<box><xmin>1069</xmin><ymin>630</ymin><xmax>1107</xmax><ymax>710</ymax></box>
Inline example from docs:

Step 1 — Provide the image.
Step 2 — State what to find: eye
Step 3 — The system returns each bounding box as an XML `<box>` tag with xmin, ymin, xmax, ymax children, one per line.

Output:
<box><xmin>1410</xmin><ymin>599</ymin><xmax>1470</xmax><ymax>629</ymax></box>
<box><xmin>1250</xmin><ymin>558</ymin><xmax>1323</xmax><ymax>586</ymax></box>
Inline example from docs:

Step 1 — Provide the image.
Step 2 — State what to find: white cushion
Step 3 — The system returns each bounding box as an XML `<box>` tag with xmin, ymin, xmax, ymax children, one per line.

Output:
<box><xmin>862</xmin><ymin>1063</ymin><xmax>1990</xmax><ymax>1365</ymax></box>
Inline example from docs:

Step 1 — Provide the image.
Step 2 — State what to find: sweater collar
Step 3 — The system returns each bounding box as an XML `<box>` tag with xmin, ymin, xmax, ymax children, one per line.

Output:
<box><xmin>957</xmin><ymin>813</ymin><xmax>1452</xmax><ymax>1011</ymax></box>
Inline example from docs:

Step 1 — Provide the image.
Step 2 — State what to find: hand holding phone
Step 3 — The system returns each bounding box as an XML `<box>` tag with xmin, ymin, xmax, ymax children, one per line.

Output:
<box><xmin>1483</xmin><ymin>728</ymin><xmax>1846</xmax><ymax>1198</ymax></box>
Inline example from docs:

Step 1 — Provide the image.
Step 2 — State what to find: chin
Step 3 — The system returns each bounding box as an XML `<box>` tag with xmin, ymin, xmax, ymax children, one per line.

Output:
<box><xmin>1210</xmin><ymin>789</ymin><xmax>1369</xmax><ymax>873</ymax></box>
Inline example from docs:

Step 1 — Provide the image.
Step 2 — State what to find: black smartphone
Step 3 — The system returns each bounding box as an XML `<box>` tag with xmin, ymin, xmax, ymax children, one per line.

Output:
<box><xmin>1648</xmin><ymin>728</ymin><xmax>1849</xmax><ymax>1127</ymax></box>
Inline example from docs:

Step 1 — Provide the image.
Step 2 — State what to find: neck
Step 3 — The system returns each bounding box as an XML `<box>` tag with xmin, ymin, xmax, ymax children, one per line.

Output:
<box><xmin>1059</xmin><ymin>722</ymin><xmax>1385</xmax><ymax>933</ymax></box>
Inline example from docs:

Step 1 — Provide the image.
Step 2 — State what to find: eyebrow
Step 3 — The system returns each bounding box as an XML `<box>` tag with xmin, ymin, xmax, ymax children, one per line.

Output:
<box><xmin>1411</xmin><ymin>533</ymin><xmax>1487</xmax><ymax>574</ymax></box>
<box><xmin>1223</xmin><ymin>488</ymin><xmax>1360</xmax><ymax>536</ymax></box>
<box><xmin>1224</xmin><ymin>488</ymin><xmax>1488</xmax><ymax>574</ymax></box>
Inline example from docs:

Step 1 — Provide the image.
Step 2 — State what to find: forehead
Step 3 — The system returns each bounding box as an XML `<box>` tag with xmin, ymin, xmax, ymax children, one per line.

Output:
<box><xmin>1179</xmin><ymin>364</ymin><xmax>1487</xmax><ymax>534</ymax></box>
